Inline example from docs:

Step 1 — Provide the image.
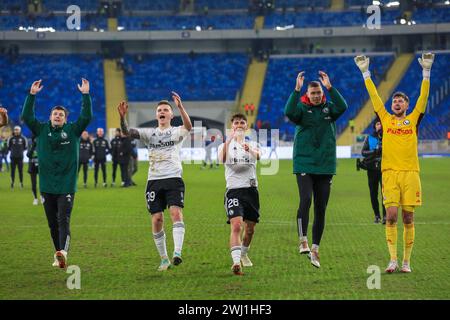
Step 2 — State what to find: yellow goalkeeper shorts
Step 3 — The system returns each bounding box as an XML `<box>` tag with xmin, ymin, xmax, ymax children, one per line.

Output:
<box><xmin>382</xmin><ymin>170</ymin><xmax>422</xmax><ymax>208</ymax></box>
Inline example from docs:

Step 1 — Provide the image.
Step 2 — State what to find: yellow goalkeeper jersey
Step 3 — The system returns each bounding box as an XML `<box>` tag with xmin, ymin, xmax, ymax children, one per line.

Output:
<box><xmin>364</xmin><ymin>77</ymin><xmax>430</xmax><ymax>172</ymax></box>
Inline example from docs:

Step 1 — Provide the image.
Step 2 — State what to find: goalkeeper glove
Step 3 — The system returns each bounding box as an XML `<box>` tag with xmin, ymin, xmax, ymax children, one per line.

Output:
<box><xmin>354</xmin><ymin>55</ymin><xmax>370</xmax><ymax>79</ymax></box>
<box><xmin>418</xmin><ymin>52</ymin><xmax>434</xmax><ymax>79</ymax></box>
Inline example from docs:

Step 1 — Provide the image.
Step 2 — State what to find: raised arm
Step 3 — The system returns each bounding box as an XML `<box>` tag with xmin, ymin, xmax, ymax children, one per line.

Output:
<box><xmin>354</xmin><ymin>56</ymin><xmax>387</xmax><ymax>120</ymax></box>
<box><xmin>414</xmin><ymin>53</ymin><xmax>434</xmax><ymax>114</ymax></box>
<box><xmin>21</xmin><ymin>80</ymin><xmax>44</xmax><ymax>135</ymax></box>
<box><xmin>0</xmin><ymin>108</ymin><xmax>8</xmax><ymax>128</ymax></box>
<box><xmin>318</xmin><ymin>71</ymin><xmax>348</xmax><ymax>120</ymax></box>
<box><xmin>73</xmin><ymin>78</ymin><xmax>93</xmax><ymax>136</ymax></box>
<box><xmin>218</xmin><ymin>130</ymin><xmax>236</xmax><ymax>164</ymax></box>
<box><xmin>118</xmin><ymin>101</ymin><xmax>141</xmax><ymax>139</ymax></box>
<box><xmin>284</xmin><ymin>71</ymin><xmax>304</xmax><ymax>124</ymax></box>
<box><xmin>172</xmin><ymin>91</ymin><xmax>192</xmax><ymax>132</ymax></box>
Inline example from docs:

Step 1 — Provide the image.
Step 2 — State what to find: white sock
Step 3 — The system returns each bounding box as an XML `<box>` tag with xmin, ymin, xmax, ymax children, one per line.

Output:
<box><xmin>231</xmin><ymin>246</ymin><xmax>241</xmax><ymax>265</ymax></box>
<box><xmin>241</xmin><ymin>245</ymin><xmax>249</xmax><ymax>256</ymax></box>
<box><xmin>311</xmin><ymin>244</ymin><xmax>319</xmax><ymax>252</ymax></box>
<box><xmin>300</xmin><ymin>236</ymin><xmax>308</xmax><ymax>243</ymax></box>
<box><xmin>172</xmin><ymin>221</ymin><xmax>185</xmax><ymax>254</ymax></box>
<box><xmin>153</xmin><ymin>230</ymin><xmax>168</xmax><ymax>258</ymax></box>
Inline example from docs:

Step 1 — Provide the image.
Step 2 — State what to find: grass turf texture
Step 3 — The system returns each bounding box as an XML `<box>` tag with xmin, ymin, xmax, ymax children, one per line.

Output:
<box><xmin>0</xmin><ymin>159</ymin><xmax>449</xmax><ymax>299</ymax></box>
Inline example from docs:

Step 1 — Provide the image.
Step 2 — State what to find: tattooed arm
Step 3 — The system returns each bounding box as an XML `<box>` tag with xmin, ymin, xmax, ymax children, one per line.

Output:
<box><xmin>118</xmin><ymin>101</ymin><xmax>140</xmax><ymax>139</ymax></box>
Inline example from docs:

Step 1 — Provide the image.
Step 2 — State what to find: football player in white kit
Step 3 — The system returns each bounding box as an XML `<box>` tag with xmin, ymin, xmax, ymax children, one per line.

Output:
<box><xmin>218</xmin><ymin>113</ymin><xmax>261</xmax><ymax>275</ymax></box>
<box><xmin>118</xmin><ymin>92</ymin><xmax>192</xmax><ymax>271</ymax></box>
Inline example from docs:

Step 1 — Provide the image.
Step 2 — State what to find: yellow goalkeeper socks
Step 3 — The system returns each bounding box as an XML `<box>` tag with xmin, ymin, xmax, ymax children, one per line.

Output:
<box><xmin>403</xmin><ymin>223</ymin><xmax>415</xmax><ymax>263</ymax></box>
<box><xmin>386</xmin><ymin>223</ymin><xmax>398</xmax><ymax>261</ymax></box>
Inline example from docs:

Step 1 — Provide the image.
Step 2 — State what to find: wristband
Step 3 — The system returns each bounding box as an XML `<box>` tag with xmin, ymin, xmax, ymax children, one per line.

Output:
<box><xmin>362</xmin><ymin>71</ymin><xmax>371</xmax><ymax>79</ymax></box>
<box><xmin>422</xmin><ymin>69</ymin><xmax>430</xmax><ymax>79</ymax></box>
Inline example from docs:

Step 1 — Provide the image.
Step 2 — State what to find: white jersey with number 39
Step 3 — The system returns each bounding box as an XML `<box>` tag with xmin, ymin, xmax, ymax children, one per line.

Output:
<box><xmin>137</xmin><ymin>126</ymin><xmax>189</xmax><ymax>181</ymax></box>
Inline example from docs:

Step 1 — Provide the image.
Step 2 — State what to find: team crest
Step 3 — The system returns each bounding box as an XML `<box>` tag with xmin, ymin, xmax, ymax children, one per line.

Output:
<box><xmin>403</xmin><ymin>119</ymin><xmax>410</xmax><ymax>125</ymax></box>
<box><xmin>322</xmin><ymin>107</ymin><xmax>329</xmax><ymax>114</ymax></box>
<box><xmin>61</xmin><ymin>131</ymin><xmax>68</xmax><ymax>139</ymax></box>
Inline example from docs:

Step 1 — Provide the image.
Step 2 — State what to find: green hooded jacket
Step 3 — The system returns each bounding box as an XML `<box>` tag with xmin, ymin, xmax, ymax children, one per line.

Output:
<box><xmin>284</xmin><ymin>87</ymin><xmax>348</xmax><ymax>175</ymax></box>
<box><xmin>21</xmin><ymin>93</ymin><xmax>92</xmax><ymax>194</ymax></box>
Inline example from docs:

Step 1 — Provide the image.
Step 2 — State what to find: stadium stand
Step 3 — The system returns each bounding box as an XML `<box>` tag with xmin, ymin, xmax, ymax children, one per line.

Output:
<box><xmin>0</xmin><ymin>54</ymin><xmax>105</xmax><ymax>136</ymax></box>
<box><xmin>122</xmin><ymin>0</ymin><xmax>180</xmax><ymax>11</ymax></box>
<box><xmin>275</xmin><ymin>0</ymin><xmax>331</xmax><ymax>9</ymax></box>
<box><xmin>363</xmin><ymin>53</ymin><xmax>450</xmax><ymax>140</ymax></box>
<box><xmin>264</xmin><ymin>8</ymin><xmax>401</xmax><ymax>28</ymax></box>
<box><xmin>257</xmin><ymin>54</ymin><xmax>394</xmax><ymax>141</ymax></box>
<box><xmin>0</xmin><ymin>14</ymin><xmax>107</xmax><ymax>31</ymax></box>
<box><xmin>411</xmin><ymin>7</ymin><xmax>450</xmax><ymax>24</ymax></box>
<box><xmin>118</xmin><ymin>13</ymin><xmax>255</xmax><ymax>31</ymax></box>
<box><xmin>124</xmin><ymin>53</ymin><xmax>248</xmax><ymax>101</ymax></box>
<box><xmin>195</xmin><ymin>0</ymin><xmax>250</xmax><ymax>10</ymax></box>
<box><xmin>42</xmin><ymin>0</ymin><xmax>99</xmax><ymax>11</ymax></box>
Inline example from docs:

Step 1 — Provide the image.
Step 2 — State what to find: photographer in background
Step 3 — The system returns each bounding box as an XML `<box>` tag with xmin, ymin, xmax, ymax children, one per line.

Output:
<box><xmin>358</xmin><ymin>119</ymin><xmax>386</xmax><ymax>224</ymax></box>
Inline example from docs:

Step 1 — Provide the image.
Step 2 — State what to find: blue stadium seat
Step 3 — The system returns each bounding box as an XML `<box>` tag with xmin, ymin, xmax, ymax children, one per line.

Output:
<box><xmin>122</xmin><ymin>0</ymin><xmax>179</xmax><ymax>11</ymax></box>
<box><xmin>42</xmin><ymin>0</ymin><xmax>99</xmax><ymax>11</ymax></box>
<box><xmin>0</xmin><ymin>54</ymin><xmax>105</xmax><ymax>137</ymax></box>
<box><xmin>258</xmin><ymin>54</ymin><xmax>394</xmax><ymax>140</ymax></box>
<box><xmin>194</xmin><ymin>0</ymin><xmax>250</xmax><ymax>10</ymax></box>
<box><xmin>124</xmin><ymin>53</ymin><xmax>248</xmax><ymax>101</ymax></box>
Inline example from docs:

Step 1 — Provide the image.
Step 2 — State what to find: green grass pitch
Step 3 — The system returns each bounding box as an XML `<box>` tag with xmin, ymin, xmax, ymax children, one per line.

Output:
<box><xmin>0</xmin><ymin>158</ymin><xmax>449</xmax><ymax>299</ymax></box>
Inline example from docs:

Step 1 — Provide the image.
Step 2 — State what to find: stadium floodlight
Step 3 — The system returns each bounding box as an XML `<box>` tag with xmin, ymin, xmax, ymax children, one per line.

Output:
<box><xmin>386</xmin><ymin>1</ymin><xmax>399</xmax><ymax>7</ymax></box>
<box><xmin>195</xmin><ymin>26</ymin><xmax>202</xmax><ymax>31</ymax></box>
<box><xmin>400</xmin><ymin>18</ymin><xmax>406</xmax><ymax>24</ymax></box>
<box><xmin>117</xmin><ymin>26</ymin><xmax>125</xmax><ymax>31</ymax></box>
<box><xmin>372</xmin><ymin>0</ymin><xmax>381</xmax><ymax>5</ymax></box>
<box><xmin>446</xmin><ymin>0</ymin><xmax>450</xmax><ymax>5</ymax></box>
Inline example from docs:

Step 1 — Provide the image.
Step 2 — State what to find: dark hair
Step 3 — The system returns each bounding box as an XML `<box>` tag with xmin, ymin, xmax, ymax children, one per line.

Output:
<box><xmin>157</xmin><ymin>100</ymin><xmax>173</xmax><ymax>109</ymax></box>
<box><xmin>51</xmin><ymin>106</ymin><xmax>69</xmax><ymax>117</ymax></box>
<box><xmin>116</xmin><ymin>128</ymin><xmax>122</xmax><ymax>133</ymax></box>
<box><xmin>230</xmin><ymin>113</ymin><xmax>247</xmax><ymax>123</ymax></box>
<box><xmin>392</xmin><ymin>92</ymin><xmax>409</xmax><ymax>103</ymax></box>
<box><xmin>307</xmin><ymin>81</ymin><xmax>321</xmax><ymax>88</ymax></box>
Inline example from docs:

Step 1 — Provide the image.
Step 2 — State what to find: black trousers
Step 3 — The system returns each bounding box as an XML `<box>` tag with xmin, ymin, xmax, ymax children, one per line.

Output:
<box><xmin>94</xmin><ymin>160</ymin><xmax>107</xmax><ymax>184</ymax></box>
<box><xmin>367</xmin><ymin>170</ymin><xmax>386</xmax><ymax>218</ymax></box>
<box><xmin>296</xmin><ymin>173</ymin><xmax>332</xmax><ymax>246</ymax></box>
<box><xmin>42</xmin><ymin>193</ymin><xmax>75</xmax><ymax>252</ymax></box>
<box><xmin>10</xmin><ymin>157</ymin><xmax>24</xmax><ymax>184</ymax></box>
<box><xmin>120</xmin><ymin>162</ymin><xmax>130</xmax><ymax>185</ymax></box>
<box><xmin>112</xmin><ymin>160</ymin><xmax>118</xmax><ymax>183</ymax></box>
<box><xmin>78</xmin><ymin>162</ymin><xmax>89</xmax><ymax>184</ymax></box>
<box><xmin>30</xmin><ymin>172</ymin><xmax>38</xmax><ymax>199</ymax></box>
<box><xmin>0</xmin><ymin>153</ymin><xmax>9</xmax><ymax>171</ymax></box>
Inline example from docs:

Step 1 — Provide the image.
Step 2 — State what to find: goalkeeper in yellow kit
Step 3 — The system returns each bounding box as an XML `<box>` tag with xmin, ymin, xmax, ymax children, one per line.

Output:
<box><xmin>354</xmin><ymin>52</ymin><xmax>435</xmax><ymax>273</ymax></box>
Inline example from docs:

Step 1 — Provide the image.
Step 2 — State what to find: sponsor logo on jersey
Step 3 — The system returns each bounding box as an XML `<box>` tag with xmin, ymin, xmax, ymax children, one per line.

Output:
<box><xmin>149</xmin><ymin>140</ymin><xmax>175</xmax><ymax>149</ymax></box>
<box><xmin>386</xmin><ymin>128</ymin><xmax>413</xmax><ymax>135</ymax></box>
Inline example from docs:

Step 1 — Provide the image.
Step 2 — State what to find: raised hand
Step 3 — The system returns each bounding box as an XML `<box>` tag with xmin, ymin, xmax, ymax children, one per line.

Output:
<box><xmin>354</xmin><ymin>55</ymin><xmax>370</xmax><ymax>73</ymax></box>
<box><xmin>318</xmin><ymin>71</ymin><xmax>332</xmax><ymax>90</ymax></box>
<box><xmin>171</xmin><ymin>91</ymin><xmax>183</xmax><ymax>109</ymax></box>
<box><xmin>117</xmin><ymin>101</ymin><xmax>128</xmax><ymax>118</ymax></box>
<box><xmin>418</xmin><ymin>52</ymin><xmax>434</xmax><ymax>70</ymax></box>
<box><xmin>295</xmin><ymin>71</ymin><xmax>305</xmax><ymax>91</ymax></box>
<box><xmin>77</xmin><ymin>78</ymin><xmax>90</xmax><ymax>94</ymax></box>
<box><xmin>30</xmin><ymin>80</ymin><xmax>43</xmax><ymax>95</ymax></box>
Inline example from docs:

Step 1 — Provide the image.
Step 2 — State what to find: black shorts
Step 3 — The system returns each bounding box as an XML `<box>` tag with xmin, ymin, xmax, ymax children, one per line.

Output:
<box><xmin>145</xmin><ymin>178</ymin><xmax>185</xmax><ymax>214</ymax></box>
<box><xmin>224</xmin><ymin>187</ymin><xmax>260</xmax><ymax>224</ymax></box>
